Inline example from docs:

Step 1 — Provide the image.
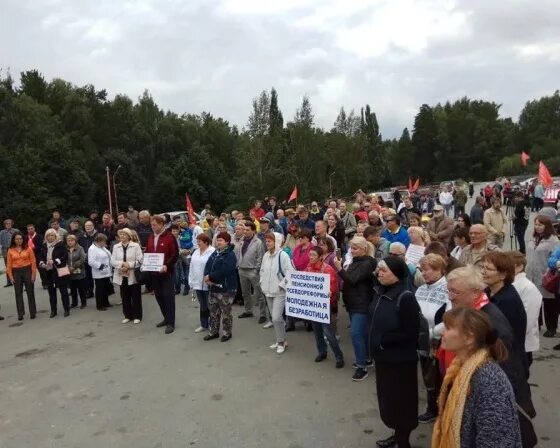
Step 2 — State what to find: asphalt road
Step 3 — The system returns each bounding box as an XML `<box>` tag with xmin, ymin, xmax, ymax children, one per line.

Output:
<box><xmin>0</xmin><ymin>186</ymin><xmax>558</xmax><ymax>448</ymax></box>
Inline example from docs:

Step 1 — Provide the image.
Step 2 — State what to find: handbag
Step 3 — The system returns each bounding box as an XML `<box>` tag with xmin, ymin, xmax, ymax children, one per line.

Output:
<box><xmin>56</xmin><ymin>266</ymin><xmax>71</xmax><ymax>277</ymax></box>
<box><xmin>542</xmin><ymin>269</ymin><xmax>559</xmax><ymax>294</ymax></box>
<box><xmin>134</xmin><ymin>265</ymin><xmax>148</xmax><ymax>285</ymax></box>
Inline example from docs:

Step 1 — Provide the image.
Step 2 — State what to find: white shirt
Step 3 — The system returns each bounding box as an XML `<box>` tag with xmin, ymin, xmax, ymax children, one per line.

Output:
<box><xmin>513</xmin><ymin>272</ymin><xmax>543</xmax><ymax>353</ymax></box>
<box><xmin>188</xmin><ymin>246</ymin><xmax>215</xmax><ymax>291</ymax></box>
<box><xmin>439</xmin><ymin>191</ymin><xmax>453</xmax><ymax>206</ymax></box>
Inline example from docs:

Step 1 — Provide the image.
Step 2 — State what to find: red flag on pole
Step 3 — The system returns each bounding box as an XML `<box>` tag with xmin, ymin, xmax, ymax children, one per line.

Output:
<box><xmin>412</xmin><ymin>178</ymin><xmax>420</xmax><ymax>192</ymax></box>
<box><xmin>287</xmin><ymin>186</ymin><xmax>298</xmax><ymax>203</ymax></box>
<box><xmin>538</xmin><ymin>161</ymin><xmax>553</xmax><ymax>187</ymax></box>
<box><xmin>408</xmin><ymin>177</ymin><xmax>413</xmax><ymax>192</ymax></box>
<box><xmin>520</xmin><ymin>151</ymin><xmax>530</xmax><ymax>167</ymax></box>
<box><xmin>185</xmin><ymin>193</ymin><xmax>196</xmax><ymax>224</ymax></box>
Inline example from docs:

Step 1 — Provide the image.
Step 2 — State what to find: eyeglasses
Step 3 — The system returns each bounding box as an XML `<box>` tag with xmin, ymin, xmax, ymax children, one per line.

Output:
<box><xmin>389</xmin><ymin>252</ymin><xmax>404</xmax><ymax>257</ymax></box>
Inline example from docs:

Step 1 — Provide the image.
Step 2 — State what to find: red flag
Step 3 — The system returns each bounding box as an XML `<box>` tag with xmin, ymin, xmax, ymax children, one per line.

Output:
<box><xmin>287</xmin><ymin>186</ymin><xmax>298</xmax><ymax>203</ymax></box>
<box><xmin>538</xmin><ymin>161</ymin><xmax>553</xmax><ymax>187</ymax></box>
<box><xmin>412</xmin><ymin>178</ymin><xmax>420</xmax><ymax>192</ymax></box>
<box><xmin>185</xmin><ymin>193</ymin><xmax>196</xmax><ymax>225</ymax></box>
<box><xmin>521</xmin><ymin>151</ymin><xmax>530</xmax><ymax>167</ymax></box>
<box><xmin>408</xmin><ymin>177</ymin><xmax>413</xmax><ymax>191</ymax></box>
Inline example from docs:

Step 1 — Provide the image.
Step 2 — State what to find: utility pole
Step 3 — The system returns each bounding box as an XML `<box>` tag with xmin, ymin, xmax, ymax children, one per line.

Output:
<box><xmin>106</xmin><ymin>166</ymin><xmax>113</xmax><ymax>218</ymax></box>
<box><xmin>112</xmin><ymin>165</ymin><xmax>122</xmax><ymax>220</ymax></box>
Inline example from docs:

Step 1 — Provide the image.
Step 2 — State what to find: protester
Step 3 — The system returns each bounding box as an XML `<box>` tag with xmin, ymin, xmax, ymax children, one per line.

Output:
<box><xmin>458</xmin><ymin>224</ymin><xmax>499</xmax><ymax>267</ymax></box>
<box><xmin>50</xmin><ymin>219</ymin><xmax>68</xmax><ymax>241</ymax></box>
<box><xmin>513</xmin><ymin>192</ymin><xmax>530</xmax><ymax>254</ymax></box>
<box><xmin>469</xmin><ymin>196</ymin><xmax>486</xmax><ymax>225</ymax></box>
<box><xmin>483</xmin><ymin>197</ymin><xmax>507</xmax><ymax>248</ymax></box>
<box><xmin>455</xmin><ymin>213</ymin><xmax>471</xmax><ymax>229</ymax></box>
<box><xmin>66</xmin><ymin>234</ymin><xmax>87</xmax><ymax>309</ymax></box>
<box><xmin>381</xmin><ymin>214</ymin><xmax>410</xmax><ymax>248</ymax></box>
<box><xmin>98</xmin><ymin>213</ymin><xmax>116</xmax><ymax>246</ymax></box>
<box><xmin>111</xmin><ymin>228</ymin><xmax>143</xmax><ymax>324</ymax></box>
<box><xmin>525</xmin><ymin>214</ymin><xmax>560</xmax><ymax>337</ymax></box>
<box><xmin>40</xmin><ymin>229</ymin><xmax>71</xmax><ymax>317</ymax></box>
<box><xmin>432</xmin><ymin>307</ymin><xmax>521</xmax><ymax>448</ymax></box>
<box><xmin>338</xmin><ymin>201</ymin><xmax>356</xmax><ymax>243</ymax></box>
<box><xmin>334</xmin><ymin>236</ymin><xmax>377</xmax><ymax>381</ymax></box>
<box><xmin>453</xmin><ymin>185</ymin><xmax>468</xmax><ymax>219</ymax></box>
<box><xmin>449</xmin><ymin>227</ymin><xmax>470</xmax><ymax>260</ymax></box>
<box><xmin>188</xmin><ymin>234</ymin><xmax>215</xmax><ymax>333</ymax></box>
<box><xmin>26</xmin><ymin>224</ymin><xmax>47</xmax><ymax>289</ymax></box>
<box><xmin>364</xmin><ymin>226</ymin><xmax>390</xmax><ymax>261</ymax></box>
<box><xmin>1</xmin><ymin>219</ymin><xmax>19</xmax><ymax>287</ymax></box>
<box><xmin>79</xmin><ymin>220</ymin><xmax>98</xmax><ymax>298</ymax></box>
<box><xmin>67</xmin><ymin>219</ymin><xmax>84</xmax><ymax>239</ymax></box>
<box><xmin>6</xmin><ymin>231</ymin><xmax>37</xmax><ymax>320</ymax></box>
<box><xmin>326</xmin><ymin>214</ymin><xmax>345</xmax><ymax>251</ymax></box>
<box><xmin>407</xmin><ymin>226</ymin><xmax>429</xmax><ymax>247</ymax></box>
<box><xmin>426</xmin><ymin>205</ymin><xmax>454</xmax><ymax>247</ymax></box>
<box><xmin>146</xmin><ymin>215</ymin><xmax>179</xmax><ymax>334</ymax></box>
<box><xmin>313</xmin><ymin>220</ymin><xmax>338</xmax><ymax>249</ymax></box>
<box><xmin>438</xmin><ymin>186</ymin><xmax>454</xmax><ymax>217</ymax></box>
<box><xmin>510</xmin><ymin>251</ymin><xmax>543</xmax><ymax>367</ymax></box>
<box><xmin>88</xmin><ymin>233</ymin><xmax>113</xmax><ymax>312</ymax></box>
<box><xmin>126</xmin><ymin>205</ymin><xmax>139</xmax><ymax>227</ymax></box>
<box><xmin>369</xmin><ymin>257</ymin><xmax>420</xmax><ymax>448</ymax></box>
<box><xmin>260</xmin><ymin>232</ymin><xmax>293</xmax><ymax>354</ymax></box>
<box><xmin>203</xmin><ymin>232</ymin><xmax>237</xmax><ymax>342</ymax></box>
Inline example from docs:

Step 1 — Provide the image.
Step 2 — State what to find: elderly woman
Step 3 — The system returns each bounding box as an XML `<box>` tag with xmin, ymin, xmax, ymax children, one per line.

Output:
<box><xmin>414</xmin><ymin>254</ymin><xmax>449</xmax><ymax>424</ymax></box>
<box><xmin>39</xmin><ymin>229</ymin><xmax>71</xmax><ymax>317</ymax></box>
<box><xmin>189</xmin><ymin>233</ymin><xmax>215</xmax><ymax>333</ymax></box>
<box><xmin>369</xmin><ymin>256</ymin><xmax>420</xmax><ymax>448</ymax></box>
<box><xmin>88</xmin><ymin>233</ymin><xmax>113</xmax><ymax>311</ymax></box>
<box><xmin>6</xmin><ymin>231</ymin><xmax>37</xmax><ymax>320</ymax></box>
<box><xmin>66</xmin><ymin>234</ymin><xmax>87</xmax><ymax>309</ymax></box>
<box><xmin>407</xmin><ymin>226</ymin><xmax>430</xmax><ymax>247</ymax></box>
<box><xmin>111</xmin><ymin>228</ymin><xmax>143</xmax><ymax>324</ymax></box>
<box><xmin>526</xmin><ymin>215</ymin><xmax>560</xmax><ymax>337</ymax></box>
<box><xmin>334</xmin><ymin>236</ymin><xmax>377</xmax><ymax>382</ymax></box>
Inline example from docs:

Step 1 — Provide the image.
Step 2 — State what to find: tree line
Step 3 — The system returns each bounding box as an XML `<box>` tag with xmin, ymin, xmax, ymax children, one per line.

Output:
<box><xmin>0</xmin><ymin>70</ymin><xmax>558</xmax><ymax>226</ymax></box>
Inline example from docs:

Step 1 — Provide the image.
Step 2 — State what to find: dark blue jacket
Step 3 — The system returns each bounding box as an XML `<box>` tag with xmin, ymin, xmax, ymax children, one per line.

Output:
<box><xmin>204</xmin><ymin>244</ymin><xmax>237</xmax><ymax>294</ymax></box>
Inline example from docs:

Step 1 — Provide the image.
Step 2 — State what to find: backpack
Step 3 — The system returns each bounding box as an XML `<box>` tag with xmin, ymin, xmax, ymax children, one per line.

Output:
<box><xmin>395</xmin><ymin>291</ymin><xmax>430</xmax><ymax>353</ymax></box>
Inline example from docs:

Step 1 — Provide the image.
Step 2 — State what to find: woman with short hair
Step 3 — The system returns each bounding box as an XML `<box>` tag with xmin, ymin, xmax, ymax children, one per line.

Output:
<box><xmin>6</xmin><ymin>231</ymin><xmax>37</xmax><ymax>320</ymax></box>
<box><xmin>88</xmin><ymin>233</ymin><xmax>113</xmax><ymax>311</ymax></box>
<box><xmin>66</xmin><ymin>234</ymin><xmax>87</xmax><ymax>309</ymax></box>
<box><xmin>189</xmin><ymin>233</ymin><xmax>215</xmax><ymax>333</ymax></box>
<box><xmin>111</xmin><ymin>228</ymin><xmax>143</xmax><ymax>324</ymax></box>
<box><xmin>39</xmin><ymin>229</ymin><xmax>71</xmax><ymax>317</ymax></box>
<box><xmin>450</xmin><ymin>227</ymin><xmax>471</xmax><ymax>260</ymax></box>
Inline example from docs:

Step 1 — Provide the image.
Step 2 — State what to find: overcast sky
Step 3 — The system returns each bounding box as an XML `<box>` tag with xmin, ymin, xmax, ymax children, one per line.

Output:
<box><xmin>2</xmin><ymin>0</ymin><xmax>559</xmax><ymax>137</ymax></box>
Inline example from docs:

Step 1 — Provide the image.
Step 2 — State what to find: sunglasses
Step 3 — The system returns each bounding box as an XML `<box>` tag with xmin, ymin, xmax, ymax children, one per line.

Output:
<box><xmin>389</xmin><ymin>252</ymin><xmax>404</xmax><ymax>256</ymax></box>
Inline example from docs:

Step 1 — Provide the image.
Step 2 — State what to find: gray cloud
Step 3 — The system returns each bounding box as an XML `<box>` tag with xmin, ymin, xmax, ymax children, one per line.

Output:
<box><xmin>1</xmin><ymin>0</ymin><xmax>558</xmax><ymax>138</ymax></box>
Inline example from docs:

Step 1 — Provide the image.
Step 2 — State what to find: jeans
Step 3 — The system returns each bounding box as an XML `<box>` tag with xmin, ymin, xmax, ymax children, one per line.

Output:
<box><xmin>266</xmin><ymin>295</ymin><xmax>286</xmax><ymax>343</ymax></box>
<box><xmin>312</xmin><ymin>320</ymin><xmax>344</xmax><ymax>362</ymax></box>
<box><xmin>196</xmin><ymin>289</ymin><xmax>210</xmax><ymax>328</ymax></box>
<box><xmin>12</xmin><ymin>266</ymin><xmax>36</xmax><ymax>318</ymax></box>
<box><xmin>174</xmin><ymin>259</ymin><xmax>189</xmax><ymax>293</ymax></box>
<box><xmin>514</xmin><ymin>225</ymin><xmax>527</xmax><ymax>254</ymax></box>
<box><xmin>443</xmin><ymin>204</ymin><xmax>453</xmax><ymax>217</ymax></box>
<box><xmin>349</xmin><ymin>312</ymin><xmax>368</xmax><ymax>368</ymax></box>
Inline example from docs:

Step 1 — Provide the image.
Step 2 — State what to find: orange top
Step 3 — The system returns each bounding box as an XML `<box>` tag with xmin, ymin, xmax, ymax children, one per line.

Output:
<box><xmin>6</xmin><ymin>247</ymin><xmax>36</xmax><ymax>280</ymax></box>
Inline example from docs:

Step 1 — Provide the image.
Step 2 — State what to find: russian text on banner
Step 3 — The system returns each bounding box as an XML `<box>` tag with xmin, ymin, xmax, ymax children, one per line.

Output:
<box><xmin>285</xmin><ymin>272</ymin><xmax>330</xmax><ymax>324</ymax></box>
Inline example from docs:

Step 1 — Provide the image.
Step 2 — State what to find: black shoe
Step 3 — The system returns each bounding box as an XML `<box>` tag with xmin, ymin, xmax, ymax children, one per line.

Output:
<box><xmin>0</xmin><ymin>315</ymin><xmax>4</xmax><ymax>320</ymax></box>
<box><xmin>376</xmin><ymin>435</ymin><xmax>396</xmax><ymax>448</ymax></box>
<box><xmin>80</xmin><ymin>304</ymin><xmax>87</xmax><ymax>309</ymax></box>
<box><xmin>352</xmin><ymin>368</ymin><xmax>368</xmax><ymax>382</ymax></box>
<box><xmin>175</xmin><ymin>289</ymin><xmax>181</xmax><ymax>295</ymax></box>
<box><xmin>335</xmin><ymin>360</ymin><xmax>345</xmax><ymax>369</ymax></box>
<box><xmin>165</xmin><ymin>325</ymin><xmax>174</xmax><ymax>334</ymax></box>
<box><xmin>418</xmin><ymin>410</ymin><xmax>437</xmax><ymax>424</ymax></box>
<box><xmin>71</xmin><ymin>303</ymin><xmax>78</xmax><ymax>308</ymax></box>
<box><xmin>49</xmin><ymin>312</ymin><xmax>57</xmax><ymax>318</ymax></box>
<box><xmin>4</xmin><ymin>283</ymin><xmax>13</xmax><ymax>287</ymax></box>
<box><xmin>30</xmin><ymin>315</ymin><xmax>36</xmax><ymax>319</ymax></box>
<box><xmin>106</xmin><ymin>303</ymin><xmax>113</xmax><ymax>308</ymax></box>
<box><xmin>182</xmin><ymin>287</ymin><xmax>189</xmax><ymax>296</ymax></box>
<box><xmin>156</xmin><ymin>320</ymin><xmax>167</xmax><ymax>328</ymax></box>
<box><xmin>18</xmin><ymin>316</ymin><xmax>23</xmax><ymax>321</ymax></box>
<box><xmin>353</xmin><ymin>361</ymin><xmax>374</xmax><ymax>369</ymax></box>
<box><xmin>258</xmin><ymin>316</ymin><xmax>266</xmax><ymax>324</ymax></box>
<box><xmin>220</xmin><ymin>334</ymin><xmax>232</xmax><ymax>342</ymax></box>
<box><xmin>204</xmin><ymin>333</ymin><xmax>220</xmax><ymax>341</ymax></box>
<box><xmin>553</xmin><ymin>343</ymin><xmax>560</xmax><ymax>350</ymax></box>
<box><xmin>64</xmin><ymin>310</ymin><xmax>70</xmax><ymax>317</ymax></box>
<box><xmin>315</xmin><ymin>354</ymin><xmax>327</xmax><ymax>363</ymax></box>
<box><xmin>238</xmin><ymin>312</ymin><xmax>254</xmax><ymax>319</ymax></box>
<box><xmin>543</xmin><ymin>330</ymin><xmax>556</xmax><ymax>338</ymax></box>
<box><xmin>285</xmin><ymin>324</ymin><xmax>295</xmax><ymax>332</ymax></box>
<box><xmin>305</xmin><ymin>322</ymin><xmax>313</xmax><ymax>332</ymax></box>
<box><xmin>97</xmin><ymin>307</ymin><xmax>107</xmax><ymax>311</ymax></box>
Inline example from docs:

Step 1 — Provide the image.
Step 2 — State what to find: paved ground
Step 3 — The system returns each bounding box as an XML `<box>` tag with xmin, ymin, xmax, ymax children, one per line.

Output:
<box><xmin>0</xmin><ymin>185</ymin><xmax>559</xmax><ymax>448</ymax></box>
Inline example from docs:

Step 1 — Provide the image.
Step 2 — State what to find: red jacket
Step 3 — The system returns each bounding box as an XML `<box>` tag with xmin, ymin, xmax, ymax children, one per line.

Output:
<box><xmin>354</xmin><ymin>210</ymin><xmax>368</xmax><ymax>223</ymax></box>
<box><xmin>305</xmin><ymin>260</ymin><xmax>338</xmax><ymax>306</ymax></box>
<box><xmin>250</xmin><ymin>207</ymin><xmax>266</xmax><ymax>220</ymax></box>
<box><xmin>146</xmin><ymin>230</ymin><xmax>179</xmax><ymax>276</ymax></box>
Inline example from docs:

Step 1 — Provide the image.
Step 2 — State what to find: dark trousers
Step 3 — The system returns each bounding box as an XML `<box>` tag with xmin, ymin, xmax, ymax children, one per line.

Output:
<box><xmin>152</xmin><ymin>274</ymin><xmax>175</xmax><ymax>326</ymax></box>
<box><xmin>312</xmin><ymin>320</ymin><xmax>344</xmax><ymax>362</ymax></box>
<box><xmin>94</xmin><ymin>277</ymin><xmax>111</xmax><ymax>309</ymax></box>
<box><xmin>38</xmin><ymin>263</ymin><xmax>49</xmax><ymax>287</ymax></box>
<box><xmin>69</xmin><ymin>278</ymin><xmax>86</xmax><ymax>306</ymax></box>
<box><xmin>121</xmin><ymin>278</ymin><xmax>142</xmax><ymax>320</ymax></box>
<box><xmin>84</xmin><ymin>264</ymin><xmax>94</xmax><ymax>296</ymax></box>
<box><xmin>454</xmin><ymin>205</ymin><xmax>465</xmax><ymax>219</ymax></box>
<box><xmin>13</xmin><ymin>266</ymin><xmax>36</xmax><ymax>318</ymax></box>
<box><xmin>47</xmin><ymin>281</ymin><xmax>70</xmax><ymax>313</ymax></box>
<box><xmin>514</xmin><ymin>225</ymin><xmax>527</xmax><ymax>254</ymax></box>
<box><xmin>196</xmin><ymin>289</ymin><xmax>210</xmax><ymax>328</ymax></box>
<box><xmin>419</xmin><ymin>354</ymin><xmax>441</xmax><ymax>415</ymax></box>
<box><xmin>543</xmin><ymin>297</ymin><xmax>560</xmax><ymax>332</ymax></box>
<box><xmin>534</xmin><ymin>197</ymin><xmax>544</xmax><ymax>211</ymax></box>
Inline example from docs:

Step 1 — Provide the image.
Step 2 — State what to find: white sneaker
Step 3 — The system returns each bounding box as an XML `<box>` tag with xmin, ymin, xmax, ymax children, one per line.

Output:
<box><xmin>276</xmin><ymin>344</ymin><xmax>286</xmax><ymax>354</ymax></box>
<box><xmin>133</xmin><ymin>319</ymin><xmax>141</xmax><ymax>324</ymax></box>
<box><xmin>263</xmin><ymin>321</ymin><xmax>274</xmax><ymax>329</ymax></box>
<box><xmin>195</xmin><ymin>326</ymin><xmax>208</xmax><ymax>333</ymax></box>
<box><xmin>121</xmin><ymin>318</ymin><xmax>130</xmax><ymax>324</ymax></box>
<box><xmin>269</xmin><ymin>343</ymin><xmax>278</xmax><ymax>350</ymax></box>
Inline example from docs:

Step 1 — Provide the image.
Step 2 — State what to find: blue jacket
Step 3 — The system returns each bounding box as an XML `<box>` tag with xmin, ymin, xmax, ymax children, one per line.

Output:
<box><xmin>381</xmin><ymin>226</ymin><xmax>410</xmax><ymax>248</ymax></box>
<box><xmin>548</xmin><ymin>246</ymin><xmax>560</xmax><ymax>270</ymax></box>
<box><xmin>204</xmin><ymin>244</ymin><xmax>237</xmax><ymax>294</ymax></box>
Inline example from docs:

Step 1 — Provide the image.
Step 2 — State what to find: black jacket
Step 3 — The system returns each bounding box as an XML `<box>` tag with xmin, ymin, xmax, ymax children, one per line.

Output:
<box><xmin>338</xmin><ymin>255</ymin><xmax>377</xmax><ymax>313</ymax></box>
<box><xmin>204</xmin><ymin>244</ymin><xmax>238</xmax><ymax>294</ymax></box>
<box><xmin>78</xmin><ymin>231</ymin><xmax>98</xmax><ymax>256</ymax></box>
<box><xmin>487</xmin><ymin>284</ymin><xmax>527</xmax><ymax>351</ymax></box>
<box><xmin>368</xmin><ymin>280</ymin><xmax>420</xmax><ymax>363</ymax></box>
<box><xmin>39</xmin><ymin>241</ymin><xmax>69</xmax><ymax>287</ymax></box>
<box><xmin>327</xmin><ymin>223</ymin><xmax>345</xmax><ymax>251</ymax></box>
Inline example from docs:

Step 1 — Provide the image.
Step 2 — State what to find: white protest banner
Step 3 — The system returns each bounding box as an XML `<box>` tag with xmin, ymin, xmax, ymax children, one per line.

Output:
<box><xmin>405</xmin><ymin>243</ymin><xmax>425</xmax><ymax>266</ymax></box>
<box><xmin>141</xmin><ymin>253</ymin><xmax>165</xmax><ymax>272</ymax></box>
<box><xmin>285</xmin><ymin>272</ymin><xmax>330</xmax><ymax>324</ymax></box>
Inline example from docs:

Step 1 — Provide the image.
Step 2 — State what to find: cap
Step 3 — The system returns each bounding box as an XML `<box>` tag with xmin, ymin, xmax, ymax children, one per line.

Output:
<box><xmin>259</xmin><ymin>217</ymin><xmax>271</xmax><ymax>223</ymax></box>
<box><xmin>433</xmin><ymin>204</ymin><xmax>444</xmax><ymax>212</ymax></box>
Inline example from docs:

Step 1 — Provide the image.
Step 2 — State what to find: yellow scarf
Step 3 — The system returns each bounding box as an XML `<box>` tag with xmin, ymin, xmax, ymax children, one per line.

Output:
<box><xmin>432</xmin><ymin>349</ymin><xmax>489</xmax><ymax>448</ymax></box>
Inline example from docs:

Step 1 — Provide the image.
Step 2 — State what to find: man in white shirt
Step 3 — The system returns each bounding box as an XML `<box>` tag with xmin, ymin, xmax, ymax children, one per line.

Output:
<box><xmin>438</xmin><ymin>186</ymin><xmax>454</xmax><ymax>217</ymax></box>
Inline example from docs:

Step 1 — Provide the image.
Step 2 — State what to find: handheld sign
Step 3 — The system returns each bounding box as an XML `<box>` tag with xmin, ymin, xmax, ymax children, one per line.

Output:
<box><xmin>141</xmin><ymin>253</ymin><xmax>165</xmax><ymax>272</ymax></box>
<box><xmin>285</xmin><ymin>272</ymin><xmax>330</xmax><ymax>324</ymax></box>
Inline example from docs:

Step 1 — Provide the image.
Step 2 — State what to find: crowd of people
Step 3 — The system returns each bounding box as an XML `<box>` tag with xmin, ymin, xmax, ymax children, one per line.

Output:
<box><xmin>1</xmin><ymin>181</ymin><xmax>560</xmax><ymax>448</ymax></box>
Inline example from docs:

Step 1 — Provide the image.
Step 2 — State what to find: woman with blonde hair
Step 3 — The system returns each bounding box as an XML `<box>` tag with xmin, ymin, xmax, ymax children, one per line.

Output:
<box><xmin>408</xmin><ymin>226</ymin><xmax>430</xmax><ymax>247</ymax></box>
<box><xmin>432</xmin><ymin>307</ymin><xmax>521</xmax><ymax>447</ymax></box>
<box><xmin>334</xmin><ymin>235</ymin><xmax>376</xmax><ymax>381</ymax></box>
<box><xmin>66</xmin><ymin>234</ymin><xmax>87</xmax><ymax>309</ymax></box>
<box><xmin>39</xmin><ymin>229</ymin><xmax>71</xmax><ymax>317</ymax></box>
